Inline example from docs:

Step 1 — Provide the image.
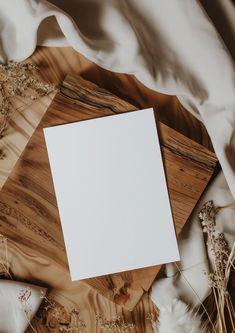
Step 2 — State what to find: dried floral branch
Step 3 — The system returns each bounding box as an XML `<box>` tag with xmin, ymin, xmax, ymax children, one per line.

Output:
<box><xmin>36</xmin><ymin>294</ymin><xmax>86</xmax><ymax>332</ymax></box>
<box><xmin>199</xmin><ymin>200</ymin><xmax>235</xmax><ymax>333</ymax></box>
<box><xmin>18</xmin><ymin>288</ymin><xmax>38</xmax><ymax>333</ymax></box>
<box><xmin>96</xmin><ymin>314</ymin><xmax>135</xmax><ymax>333</ymax></box>
<box><xmin>171</xmin><ymin>200</ymin><xmax>235</xmax><ymax>333</ymax></box>
<box><xmin>0</xmin><ymin>61</ymin><xmax>56</xmax><ymax>139</ymax></box>
<box><xmin>0</xmin><ymin>234</ymin><xmax>86</xmax><ymax>333</ymax></box>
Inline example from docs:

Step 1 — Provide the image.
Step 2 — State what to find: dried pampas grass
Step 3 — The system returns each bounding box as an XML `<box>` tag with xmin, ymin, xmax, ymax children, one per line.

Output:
<box><xmin>157</xmin><ymin>299</ymin><xmax>207</xmax><ymax>333</ymax></box>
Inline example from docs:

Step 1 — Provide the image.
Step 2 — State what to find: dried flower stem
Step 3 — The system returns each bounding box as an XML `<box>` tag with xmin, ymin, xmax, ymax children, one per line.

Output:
<box><xmin>171</xmin><ymin>201</ymin><xmax>235</xmax><ymax>333</ymax></box>
<box><xmin>18</xmin><ymin>289</ymin><xmax>38</xmax><ymax>333</ymax></box>
<box><xmin>0</xmin><ymin>61</ymin><xmax>55</xmax><ymax>139</ymax></box>
<box><xmin>96</xmin><ymin>314</ymin><xmax>135</xmax><ymax>333</ymax></box>
<box><xmin>199</xmin><ymin>201</ymin><xmax>235</xmax><ymax>332</ymax></box>
<box><xmin>36</xmin><ymin>294</ymin><xmax>86</xmax><ymax>332</ymax></box>
<box><xmin>174</xmin><ymin>262</ymin><xmax>216</xmax><ymax>333</ymax></box>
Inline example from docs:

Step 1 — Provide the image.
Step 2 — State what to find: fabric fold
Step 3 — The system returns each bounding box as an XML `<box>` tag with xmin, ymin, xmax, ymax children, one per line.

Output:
<box><xmin>0</xmin><ymin>280</ymin><xmax>46</xmax><ymax>333</ymax></box>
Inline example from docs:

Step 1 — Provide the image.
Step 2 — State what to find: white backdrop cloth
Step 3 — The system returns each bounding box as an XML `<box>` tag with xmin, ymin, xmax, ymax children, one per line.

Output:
<box><xmin>0</xmin><ymin>0</ymin><xmax>235</xmax><ymax>330</ymax></box>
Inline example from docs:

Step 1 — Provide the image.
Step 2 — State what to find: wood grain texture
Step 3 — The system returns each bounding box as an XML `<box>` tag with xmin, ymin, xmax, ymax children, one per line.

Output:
<box><xmin>0</xmin><ymin>46</ymin><xmax>214</xmax><ymax>190</ymax></box>
<box><xmin>0</xmin><ymin>74</ymin><xmax>217</xmax><ymax>332</ymax></box>
<box><xmin>0</xmin><ymin>94</ymin><xmax>54</xmax><ymax>188</ymax></box>
<box><xmin>0</xmin><ymin>47</ymin><xmax>91</xmax><ymax>190</ymax></box>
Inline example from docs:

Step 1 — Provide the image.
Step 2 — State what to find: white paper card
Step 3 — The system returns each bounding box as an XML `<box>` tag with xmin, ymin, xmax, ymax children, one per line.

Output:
<box><xmin>44</xmin><ymin>108</ymin><xmax>179</xmax><ymax>280</ymax></box>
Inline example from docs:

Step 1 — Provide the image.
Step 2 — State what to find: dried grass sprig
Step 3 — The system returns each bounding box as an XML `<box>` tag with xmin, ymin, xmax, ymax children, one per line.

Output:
<box><xmin>199</xmin><ymin>200</ymin><xmax>235</xmax><ymax>333</ymax></box>
<box><xmin>18</xmin><ymin>288</ymin><xmax>38</xmax><ymax>333</ymax></box>
<box><xmin>0</xmin><ymin>234</ymin><xmax>38</xmax><ymax>332</ymax></box>
<box><xmin>173</xmin><ymin>261</ymin><xmax>216</xmax><ymax>333</ymax></box>
<box><xmin>170</xmin><ymin>200</ymin><xmax>235</xmax><ymax>333</ymax></box>
<box><xmin>96</xmin><ymin>314</ymin><xmax>135</xmax><ymax>333</ymax></box>
<box><xmin>36</xmin><ymin>294</ymin><xmax>86</xmax><ymax>332</ymax></box>
<box><xmin>0</xmin><ymin>61</ymin><xmax>56</xmax><ymax>138</ymax></box>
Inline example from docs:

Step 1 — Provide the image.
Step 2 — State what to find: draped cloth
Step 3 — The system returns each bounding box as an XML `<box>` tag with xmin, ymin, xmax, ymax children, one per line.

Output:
<box><xmin>0</xmin><ymin>280</ymin><xmax>46</xmax><ymax>333</ymax></box>
<box><xmin>0</xmin><ymin>0</ymin><xmax>235</xmax><ymax>330</ymax></box>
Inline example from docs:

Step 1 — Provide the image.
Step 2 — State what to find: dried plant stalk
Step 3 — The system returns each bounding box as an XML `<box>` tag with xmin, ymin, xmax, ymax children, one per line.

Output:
<box><xmin>18</xmin><ymin>289</ymin><xmax>39</xmax><ymax>333</ymax></box>
<box><xmin>36</xmin><ymin>294</ymin><xmax>86</xmax><ymax>332</ymax></box>
<box><xmin>0</xmin><ymin>234</ymin><xmax>38</xmax><ymax>332</ymax></box>
<box><xmin>172</xmin><ymin>201</ymin><xmax>235</xmax><ymax>333</ymax></box>
<box><xmin>0</xmin><ymin>61</ymin><xmax>55</xmax><ymax>138</ymax></box>
<box><xmin>96</xmin><ymin>314</ymin><xmax>135</xmax><ymax>333</ymax></box>
<box><xmin>199</xmin><ymin>200</ymin><xmax>235</xmax><ymax>333</ymax></box>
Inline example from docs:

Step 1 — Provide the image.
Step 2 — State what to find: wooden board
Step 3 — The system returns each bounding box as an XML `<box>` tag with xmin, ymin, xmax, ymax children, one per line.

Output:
<box><xmin>0</xmin><ymin>46</ymin><xmax>214</xmax><ymax>191</ymax></box>
<box><xmin>0</xmin><ymin>74</ymin><xmax>217</xmax><ymax>332</ymax></box>
<box><xmin>0</xmin><ymin>47</ymin><xmax>91</xmax><ymax>190</ymax></box>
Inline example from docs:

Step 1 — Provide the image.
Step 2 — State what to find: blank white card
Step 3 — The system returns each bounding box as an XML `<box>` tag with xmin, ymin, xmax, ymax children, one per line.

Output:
<box><xmin>44</xmin><ymin>108</ymin><xmax>179</xmax><ymax>280</ymax></box>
